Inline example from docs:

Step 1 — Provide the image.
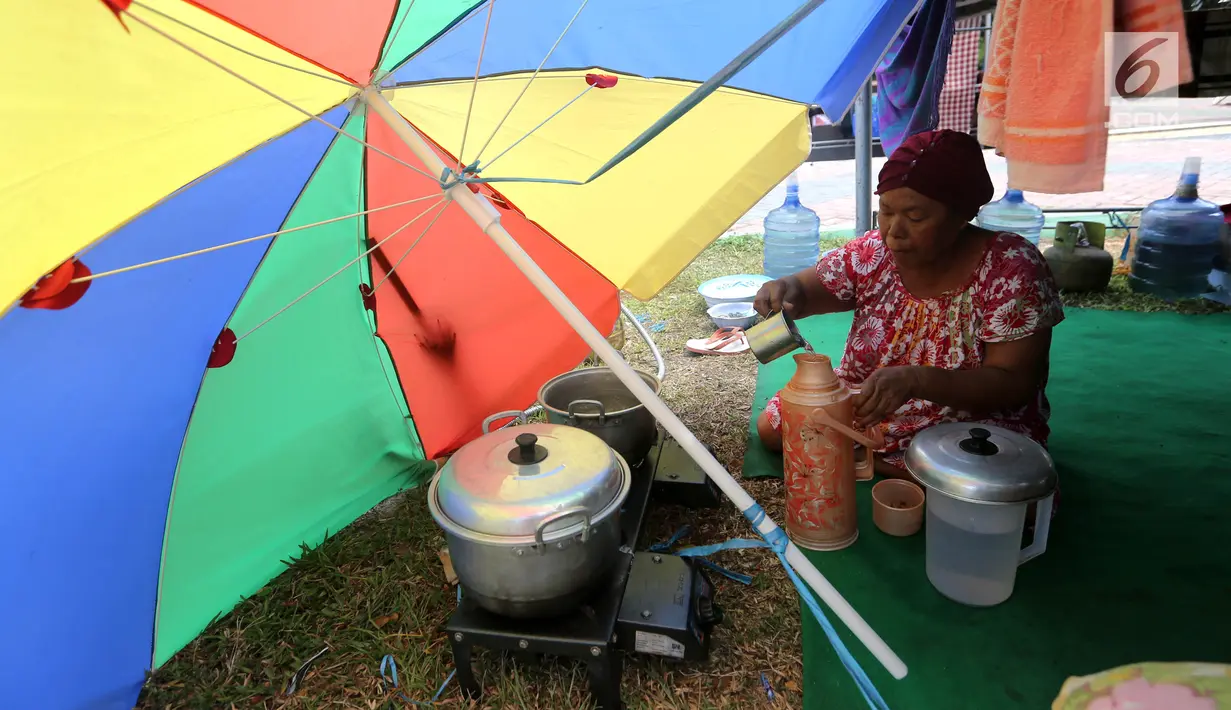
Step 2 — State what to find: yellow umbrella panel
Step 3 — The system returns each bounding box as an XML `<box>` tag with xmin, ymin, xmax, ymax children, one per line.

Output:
<box><xmin>0</xmin><ymin>0</ymin><xmax>351</xmax><ymax>314</ymax></box>
<box><xmin>386</xmin><ymin>70</ymin><xmax>812</xmax><ymax>300</ymax></box>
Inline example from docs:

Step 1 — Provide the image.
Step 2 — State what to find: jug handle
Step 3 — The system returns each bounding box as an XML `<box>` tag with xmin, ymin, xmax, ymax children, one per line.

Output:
<box><xmin>1019</xmin><ymin>492</ymin><xmax>1054</xmax><ymax>564</ymax></box>
<box><xmin>808</xmin><ymin>408</ymin><xmax>884</xmax><ymax>450</ymax></box>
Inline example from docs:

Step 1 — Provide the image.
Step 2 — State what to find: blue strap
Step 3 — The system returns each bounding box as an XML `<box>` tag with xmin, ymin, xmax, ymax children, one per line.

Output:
<box><xmin>376</xmin><ymin>583</ymin><xmax>463</xmax><ymax>705</ymax></box>
<box><xmin>649</xmin><ymin>526</ymin><xmax>756</xmax><ymax>584</ymax></box>
<box><xmin>689</xmin><ymin>557</ymin><xmax>755</xmax><ymax>586</ymax></box>
<box><xmin>677</xmin><ymin>538</ymin><xmax>771</xmax><ymax>557</ymax></box>
<box><xmin>635</xmin><ymin>313</ymin><xmax>668</xmax><ymax>333</ymax></box>
<box><xmin>761</xmin><ymin>672</ymin><xmax>777</xmax><ymax>702</ymax></box>
<box><xmin>742</xmin><ymin>504</ymin><xmax>890</xmax><ymax>710</ymax></box>
<box><xmin>647</xmin><ymin>525</ymin><xmax>691</xmax><ymax>553</ymax></box>
<box><xmin>380</xmin><ymin>654</ymin><xmax>456</xmax><ymax>706</ymax></box>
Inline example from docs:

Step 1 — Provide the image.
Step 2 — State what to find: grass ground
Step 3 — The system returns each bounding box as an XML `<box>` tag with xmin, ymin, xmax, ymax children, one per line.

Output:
<box><xmin>139</xmin><ymin>231</ymin><xmax>1225</xmax><ymax>710</ymax></box>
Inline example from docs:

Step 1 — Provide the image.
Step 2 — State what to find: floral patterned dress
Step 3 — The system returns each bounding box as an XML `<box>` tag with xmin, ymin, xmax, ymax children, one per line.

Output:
<box><xmin>763</xmin><ymin>230</ymin><xmax>1065</xmax><ymax>468</ymax></box>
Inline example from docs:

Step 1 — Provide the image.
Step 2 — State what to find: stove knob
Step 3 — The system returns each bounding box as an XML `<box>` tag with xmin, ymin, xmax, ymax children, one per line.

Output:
<box><xmin>697</xmin><ymin>597</ymin><xmax>720</xmax><ymax>627</ymax></box>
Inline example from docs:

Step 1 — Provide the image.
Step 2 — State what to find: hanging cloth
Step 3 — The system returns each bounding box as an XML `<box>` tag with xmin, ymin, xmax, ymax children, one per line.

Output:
<box><xmin>873</xmin><ymin>0</ymin><xmax>959</xmax><ymax>156</ymax></box>
<box><xmin>936</xmin><ymin>15</ymin><xmax>984</xmax><ymax>134</ymax></box>
<box><xmin>977</xmin><ymin>0</ymin><xmax>1192</xmax><ymax>194</ymax></box>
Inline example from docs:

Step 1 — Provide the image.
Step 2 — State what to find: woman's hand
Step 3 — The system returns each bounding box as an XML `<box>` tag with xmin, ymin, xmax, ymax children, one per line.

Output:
<box><xmin>853</xmin><ymin>367</ymin><xmax>920</xmax><ymax>428</ymax></box>
<box><xmin>753</xmin><ymin>276</ymin><xmax>803</xmax><ymax>318</ymax></box>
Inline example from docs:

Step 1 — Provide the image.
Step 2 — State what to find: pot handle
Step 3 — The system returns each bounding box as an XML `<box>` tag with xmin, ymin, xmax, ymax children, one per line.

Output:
<box><xmin>567</xmin><ymin>399</ymin><xmax>607</xmax><ymax>425</ymax></box>
<box><xmin>808</xmin><ymin>408</ymin><xmax>884</xmax><ymax>450</ymax></box>
<box><xmin>535</xmin><ymin>506</ymin><xmax>592</xmax><ymax>547</ymax></box>
<box><xmin>1019</xmin><ymin>492</ymin><xmax>1054</xmax><ymax>565</ymax></box>
<box><xmin>482</xmin><ymin>410</ymin><xmax>527</xmax><ymax>434</ymax></box>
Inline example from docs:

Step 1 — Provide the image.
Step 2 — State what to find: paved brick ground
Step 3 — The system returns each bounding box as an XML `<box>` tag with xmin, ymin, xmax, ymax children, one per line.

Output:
<box><xmin>728</xmin><ymin>129</ymin><xmax>1231</xmax><ymax>236</ymax></box>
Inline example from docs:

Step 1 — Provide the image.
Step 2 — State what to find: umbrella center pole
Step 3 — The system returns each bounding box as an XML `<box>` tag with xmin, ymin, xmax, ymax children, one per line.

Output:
<box><xmin>361</xmin><ymin>88</ymin><xmax>907</xmax><ymax>681</ymax></box>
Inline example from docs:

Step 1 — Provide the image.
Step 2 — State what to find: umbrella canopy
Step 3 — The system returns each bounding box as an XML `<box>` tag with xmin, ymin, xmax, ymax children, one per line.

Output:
<box><xmin>0</xmin><ymin>1</ymin><xmax>917</xmax><ymax>708</ymax></box>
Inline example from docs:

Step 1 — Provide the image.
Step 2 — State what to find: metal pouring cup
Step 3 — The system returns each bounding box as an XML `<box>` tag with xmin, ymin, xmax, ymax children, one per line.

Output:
<box><xmin>746</xmin><ymin>309</ymin><xmax>808</xmax><ymax>364</ymax></box>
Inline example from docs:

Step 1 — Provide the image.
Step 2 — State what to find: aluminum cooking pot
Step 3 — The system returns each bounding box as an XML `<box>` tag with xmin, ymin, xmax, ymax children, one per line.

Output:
<box><xmin>537</xmin><ymin>367</ymin><xmax>660</xmax><ymax>467</ymax></box>
<box><xmin>427</xmin><ymin>410</ymin><xmax>632</xmax><ymax>618</ymax></box>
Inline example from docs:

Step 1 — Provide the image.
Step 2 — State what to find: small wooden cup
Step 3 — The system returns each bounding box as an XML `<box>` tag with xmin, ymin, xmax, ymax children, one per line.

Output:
<box><xmin>871</xmin><ymin>479</ymin><xmax>925</xmax><ymax>537</ymax></box>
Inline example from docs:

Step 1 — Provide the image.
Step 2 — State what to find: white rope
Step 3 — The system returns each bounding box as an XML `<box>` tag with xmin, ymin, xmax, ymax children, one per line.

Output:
<box><xmin>371</xmin><ymin>201</ymin><xmax>450</xmax><ymax>291</ymax></box>
<box><xmin>125</xmin><ymin>7</ymin><xmax>438</xmax><ymax>183</ymax></box>
<box><xmin>471</xmin><ymin>0</ymin><xmax>590</xmax><ymax>166</ymax></box>
<box><xmin>129</xmin><ymin>1</ymin><xmax>354</xmax><ymax>86</ymax></box>
<box><xmin>234</xmin><ymin>198</ymin><xmax>445</xmax><ymax>341</ymax></box>
<box><xmin>70</xmin><ymin>195</ymin><xmax>440</xmax><ymax>283</ymax></box>
<box><xmin>455</xmin><ymin>0</ymin><xmax>497</xmax><ymax>172</ymax></box>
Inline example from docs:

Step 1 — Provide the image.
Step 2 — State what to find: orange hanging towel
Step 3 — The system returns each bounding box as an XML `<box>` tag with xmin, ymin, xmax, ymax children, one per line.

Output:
<box><xmin>977</xmin><ymin>0</ymin><xmax>1192</xmax><ymax>194</ymax></box>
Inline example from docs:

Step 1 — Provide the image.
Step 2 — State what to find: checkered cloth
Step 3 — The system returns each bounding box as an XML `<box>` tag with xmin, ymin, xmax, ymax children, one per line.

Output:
<box><xmin>936</xmin><ymin>16</ymin><xmax>983</xmax><ymax>134</ymax></box>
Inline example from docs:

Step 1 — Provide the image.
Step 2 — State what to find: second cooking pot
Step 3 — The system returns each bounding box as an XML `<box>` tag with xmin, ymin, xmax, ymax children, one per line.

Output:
<box><xmin>537</xmin><ymin>367</ymin><xmax>660</xmax><ymax>467</ymax></box>
<box><xmin>428</xmin><ymin>411</ymin><xmax>632</xmax><ymax>618</ymax></box>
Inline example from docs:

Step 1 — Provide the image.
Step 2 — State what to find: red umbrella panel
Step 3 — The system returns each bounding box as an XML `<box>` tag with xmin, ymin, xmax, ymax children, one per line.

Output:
<box><xmin>365</xmin><ymin>110</ymin><xmax>621</xmax><ymax>457</ymax></box>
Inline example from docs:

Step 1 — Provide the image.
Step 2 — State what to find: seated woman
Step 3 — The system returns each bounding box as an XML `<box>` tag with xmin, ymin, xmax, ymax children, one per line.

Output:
<box><xmin>754</xmin><ymin>129</ymin><xmax>1064</xmax><ymax>479</ymax></box>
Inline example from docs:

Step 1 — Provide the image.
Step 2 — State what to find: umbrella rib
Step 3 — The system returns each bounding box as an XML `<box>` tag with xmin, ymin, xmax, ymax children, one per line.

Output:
<box><xmin>469</xmin><ymin>0</ymin><xmax>591</xmax><ymax>167</ymax></box>
<box><xmin>455</xmin><ymin>0</ymin><xmax>497</xmax><ymax>172</ymax></box>
<box><xmin>371</xmin><ymin>201</ymin><xmax>450</xmax><ymax>292</ymax></box>
<box><xmin>479</xmin><ymin>86</ymin><xmax>591</xmax><ymax>173</ymax></box>
<box><xmin>235</xmin><ymin>198</ymin><xmax>446</xmax><ymax>341</ymax></box>
<box><xmin>129</xmin><ymin>1</ymin><xmax>355</xmax><ymax>86</ymax></box>
<box><xmin>380</xmin><ymin>1</ymin><xmax>490</xmax><ymax>82</ymax></box>
<box><xmin>125</xmin><ymin>8</ymin><xmax>439</xmax><ymax>184</ymax></box>
<box><xmin>375</xmin><ymin>0</ymin><xmax>419</xmax><ymax>72</ymax></box>
<box><xmin>69</xmin><ymin>195</ymin><xmax>440</xmax><ymax>284</ymax></box>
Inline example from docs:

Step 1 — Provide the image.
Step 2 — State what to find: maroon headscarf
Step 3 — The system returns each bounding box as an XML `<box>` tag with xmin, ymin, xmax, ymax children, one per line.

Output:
<box><xmin>875</xmin><ymin>129</ymin><xmax>993</xmax><ymax>220</ymax></box>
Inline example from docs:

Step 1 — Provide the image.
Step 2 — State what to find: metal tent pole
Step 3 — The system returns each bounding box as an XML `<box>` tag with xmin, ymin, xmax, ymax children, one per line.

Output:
<box><xmin>854</xmin><ymin>81</ymin><xmax>874</xmax><ymax>235</ymax></box>
<box><xmin>363</xmin><ymin>88</ymin><xmax>908</xmax><ymax>681</ymax></box>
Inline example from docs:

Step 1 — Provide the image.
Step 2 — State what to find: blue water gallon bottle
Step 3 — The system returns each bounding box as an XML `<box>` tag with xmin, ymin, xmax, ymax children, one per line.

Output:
<box><xmin>976</xmin><ymin>189</ymin><xmax>1045</xmax><ymax>246</ymax></box>
<box><xmin>1130</xmin><ymin>157</ymin><xmax>1225</xmax><ymax>301</ymax></box>
<box><xmin>763</xmin><ymin>172</ymin><xmax>821</xmax><ymax>279</ymax></box>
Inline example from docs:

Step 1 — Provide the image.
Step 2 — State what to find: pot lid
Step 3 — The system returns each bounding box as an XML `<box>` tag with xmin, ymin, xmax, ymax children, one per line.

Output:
<box><xmin>433</xmin><ymin>422</ymin><xmax>626</xmax><ymax>537</ymax></box>
<box><xmin>904</xmin><ymin>423</ymin><xmax>1056</xmax><ymax>505</ymax></box>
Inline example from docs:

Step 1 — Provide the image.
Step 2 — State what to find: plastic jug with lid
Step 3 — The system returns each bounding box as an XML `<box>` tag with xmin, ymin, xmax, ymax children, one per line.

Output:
<box><xmin>976</xmin><ymin>189</ymin><xmax>1046</xmax><ymax>246</ymax></box>
<box><xmin>762</xmin><ymin>172</ymin><xmax>821</xmax><ymax>279</ymax></box>
<box><xmin>905</xmin><ymin>423</ymin><xmax>1058</xmax><ymax>607</ymax></box>
<box><xmin>1130</xmin><ymin>157</ymin><xmax>1226</xmax><ymax>300</ymax></box>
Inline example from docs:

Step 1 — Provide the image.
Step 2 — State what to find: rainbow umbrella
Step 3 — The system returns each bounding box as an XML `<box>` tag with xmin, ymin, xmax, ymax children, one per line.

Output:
<box><xmin>0</xmin><ymin>1</ymin><xmax>917</xmax><ymax>708</ymax></box>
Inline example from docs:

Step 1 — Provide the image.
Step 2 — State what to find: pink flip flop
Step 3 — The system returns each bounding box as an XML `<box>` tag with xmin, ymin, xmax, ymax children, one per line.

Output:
<box><xmin>686</xmin><ymin>327</ymin><xmax>750</xmax><ymax>356</ymax></box>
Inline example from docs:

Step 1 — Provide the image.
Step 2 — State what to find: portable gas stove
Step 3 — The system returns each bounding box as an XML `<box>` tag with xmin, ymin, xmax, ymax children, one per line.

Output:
<box><xmin>445</xmin><ymin>432</ymin><xmax>725</xmax><ymax>709</ymax></box>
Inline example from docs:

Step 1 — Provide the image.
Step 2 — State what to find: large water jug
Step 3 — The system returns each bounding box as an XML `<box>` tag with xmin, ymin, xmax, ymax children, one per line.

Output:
<box><xmin>976</xmin><ymin>189</ymin><xmax>1045</xmax><ymax>246</ymax></box>
<box><xmin>1130</xmin><ymin>157</ymin><xmax>1225</xmax><ymax>301</ymax></box>
<box><xmin>763</xmin><ymin>172</ymin><xmax>820</xmax><ymax>279</ymax></box>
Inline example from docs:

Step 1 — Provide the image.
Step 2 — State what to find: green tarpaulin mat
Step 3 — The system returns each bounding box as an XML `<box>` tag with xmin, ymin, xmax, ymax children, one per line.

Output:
<box><xmin>741</xmin><ymin>308</ymin><xmax>1231</xmax><ymax>709</ymax></box>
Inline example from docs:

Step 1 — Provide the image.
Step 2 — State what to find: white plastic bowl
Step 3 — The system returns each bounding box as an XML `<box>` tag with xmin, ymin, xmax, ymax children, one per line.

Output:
<box><xmin>697</xmin><ymin>274</ymin><xmax>771</xmax><ymax>308</ymax></box>
<box><xmin>707</xmin><ymin>301</ymin><xmax>759</xmax><ymax>330</ymax></box>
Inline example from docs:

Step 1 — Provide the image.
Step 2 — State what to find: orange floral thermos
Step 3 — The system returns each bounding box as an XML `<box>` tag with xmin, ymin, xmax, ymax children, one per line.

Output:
<box><xmin>778</xmin><ymin>353</ymin><xmax>883</xmax><ymax>551</ymax></box>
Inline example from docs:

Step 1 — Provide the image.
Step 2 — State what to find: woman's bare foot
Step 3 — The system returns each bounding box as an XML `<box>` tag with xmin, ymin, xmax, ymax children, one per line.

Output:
<box><xmin>756</xmin><ymin>410</ymin><xmax>782</xmax><ymax>452</ymax></box>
